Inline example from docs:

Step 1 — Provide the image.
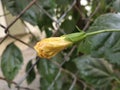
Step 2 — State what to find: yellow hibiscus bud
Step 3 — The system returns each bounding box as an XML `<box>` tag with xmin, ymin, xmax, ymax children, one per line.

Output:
<box><xmin>34</xmin><ymin>37</ymin><xmax>73</xmax><ymax>59</ymax></box>
<box><xmin>34</xmin><ymin>29</ymin><xmax>120</xmax><ymax>59</ymax></box>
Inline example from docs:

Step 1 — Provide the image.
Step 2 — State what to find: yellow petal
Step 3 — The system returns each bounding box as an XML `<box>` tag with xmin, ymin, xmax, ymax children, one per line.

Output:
<box><xmin>34</xmin><ymin>37</ymin><xmax>72</xmax><ymax>59</ymax></box>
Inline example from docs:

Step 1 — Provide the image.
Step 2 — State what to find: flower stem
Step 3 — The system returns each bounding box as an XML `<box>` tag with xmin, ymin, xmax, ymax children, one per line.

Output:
<box><xmin>86</xmin><ymin>29</ymin><xmax>120</xmax><ymax>37</ymax></box>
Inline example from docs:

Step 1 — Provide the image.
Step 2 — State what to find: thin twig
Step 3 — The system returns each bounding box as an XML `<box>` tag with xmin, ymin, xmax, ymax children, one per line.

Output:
<box><xmin>57</xmin><ymin>0</ymin><xmax>76</xmax><ymax>23</ymax></box>
<box><xmin>51</xmin><ymin>60</ymin><xmax>95</xmax><ymax>90</ymax></box>
<box><xmin>0</xmin><ymin>23</ymin><xmax>33</xmax><ymax>49</ymax></box>
<box><xmin>0</xmin><ymin>35</ymin><xmax>8</xmax><ymax>44</ymax></box>
<box><xmin>42</xmin><ymin>50</ymin><xmax>77</xmax><ymax>90</ymax></box>
<box><xmin>16</xmin><ymin>86</ymin><xmax>35</xmax><ymax>90</ymax></box>
<box><xmin>0</xmin><ymin>77</ymin><xmax>34</xmax><ymax>90</ymax></box>
<box><xmin>48</xmin><ymin>69</ymin><xmax>62</xmax><ymax>90</ymax></box>
<box><xmin>16</xmin><ymin>57</ymin><xmax>40</xmax><ymax>86</ymax></box>
<box><xmin>68</xmin><ymin>76</ymin><xmax>77</xmax><ymax>90</ymax></box>
<box><xmin>8</xmin><ymin>34</ymin><xmax>34</xmax><ymax>49</ymax></box>
<box><xmin>60</xmin><ymin>45</ymin><xmax>77</xmax><ymax>62</ymax></box>
<box><xmin>0</xmin><ymin>24</ymin><xmax>8</xmax><ymax>44</ymax></box>
<box><xmin>64</xmin><ymin>45</ymin><xmax>77</xmax><ymax>61</ymax></box>
<box><xmin>49</xmin><ymin>60</ymin><xmax>82</xmax><ymax>90</ymax></box>
<box><xmin>0</xmin><ymin>12</ymin><xmax>10</xmax><ymax>17</ymax></box>
<box><xmin>46</xmin><ymin>59</ymin><xmax>72</xmax><ymax>90</ymax></box>
<box><xmin>51</xmin><ymin>0</ymin><xmax>76</xmax><ymax>37</ymax></box>
<box><xmin>83</xmin><ymin>2</ymin><xmax>100</xmax><ymax>31</ymax></box>
<box><xmin>51</xmin><ymin>23</ymin><xmax>61</xmax><ymax>36</ymax></box>
<box><xmin>35</xmin><ymin>2</ymin><xmax>57</xmax><ymax>23</ymax></box>
<box><xmin>74</xmin><ymin>5</ymin><xmax>86</xmax><ymax>20</ymax></box>
<box><xmin>51</xmin><ymin>60</ymin><xmax>79</xmax><ymax>82</ymax></box>
<box><xmin>0</xmin><ymin>77</ymin><xmax>17</xmax><ymax>85</ymax></box>
<box><xmin>5</xmin><ymin>0</ymin><xmax>37</xmax><ymax>33</ymax></box>
<box><xmin>22</xmin><ymin>21</ymin><xmax>39</xmax><ymax>42</ymax></box>
<box><xmin>47</xmin><ymin>59</ymin><xmax>67</xmax><ymax>90</ymax></box>
<box><xmin>0</xmin><ymin>23</ymin><xmax>6</xmax><ymax>29</ymax></box>
<box><xmin>68</xmin><ymin>45</ymin><xmax>77</xmax><ymax>57</ymax></box>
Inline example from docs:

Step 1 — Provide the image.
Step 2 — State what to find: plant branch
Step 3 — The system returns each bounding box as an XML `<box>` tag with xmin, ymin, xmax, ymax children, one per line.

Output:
<box><xmin>16</xmin><ymin>57</ymin><xmax>40</xmax><ymax>86</ymax></box>
<box><xmin>5</xmin><ymin>0</ymin><xmax>37</xmax><ymax>33</ymax></box>
<box><xmin>57</xmin><ymin>0</ymin><xmax>76</xmax><ymax>23</ymax></box>
<box><xmin>0</xmin><ymin>12</ymin><xmax>10</xmax><ymax>17</ymax></box>
<box><xmin>0</xmin><ymin>22</ymin><xmax>34</xmax><ymax>49</ymax></box>
<box><xmin>16</xmin><ymin>86</ymin><xmax>35</xmax><ymax>90</ymax></box>
<box><xmin>51</xmin><ymin>61</ymin><xmax>80</xmax><ymax>84</ymax></box>
<box><xmin>22</xmin><ymin>21</ymin><xmax>39</xmax><ymax>42</ymax></box>
<box><xmin>35</xmin><ymin>2</ymin><xmax>57</xmax><ymax>23</ymax></box>
<box><xmin>0</xmin><ymin>77</ymin><xmax>34</xmax><ymax>90</ymax></box>
<box><xmin>68</xmin><ymin>75</ymin><xmax>77</xmax><ymax>90</ymax></box>
<box><xmin>0</xmin><ymin>24</ymin><xmax>8</xmax><ymax>44</ymax></box>
<box><xmin>0</xmin><ymin>23</ymin><xmax>6</xmax><ymax>29</ymax></box>
<box><xmin>0</xmin><ymin>35</ymin><xmax>8</xmax><ymax>44</ymax></box>
<box><xmin>83</xmin><ymin>2</ymin><xmax>100</xmax><ymax>31</ymax></box>
<box><xmin>51</xmin><ymin>60</ymin><xmax>96</xmax><ymax>89</ymax></box>
<box><xmin>48</xmin><ymin>59</ymin><xmax>67</xmax><ymax>90</ymax></box>
<box><xmin>51</xmin><ymin>0</ymin><xmax>76</xmax><ymax>37</ymax></box>
<box><xmin>0</xmin><ymin>76</ymin><xmax>17</xmax><ymax>85</ymax></box>
<box><xmin>8</xmin><ymin>34</ymin><xmax>34</xmax><ymax>49</ymax></box>
<box><xmin>47</xmin><ymin>69</ymin><xmax>62</xmax><ymax>90</ymax></box>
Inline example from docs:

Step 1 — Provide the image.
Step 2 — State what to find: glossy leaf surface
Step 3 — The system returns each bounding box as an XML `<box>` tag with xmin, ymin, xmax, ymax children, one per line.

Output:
<box><xmin>26</xmin><ymin>60</ymin><xmax>36</xmax><ymax>84</ymax></box>
<box><xmin>37</xmin><ymin>58</ymin><xmax>61</xmax><ymax>90</ymax></box>
<box><xmin>74</xmin><ymin>55</ymin><xmax>115</xmax><ymax>88</ymax></box>
<box><xmin>78</xmin><ymin>13</ymin><xmax>120</xmax><ymax>64</ymax></box>
<box><xmin>1</xmin><ymin>43</ymin><xmax>23</xmax><ymax>81</ymax></box>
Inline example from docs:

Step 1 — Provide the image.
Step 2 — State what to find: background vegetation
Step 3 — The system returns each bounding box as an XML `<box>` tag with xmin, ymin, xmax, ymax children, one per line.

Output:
<box><xmin>1</xmin><ymin>0</ymin><xmax>120</xmax><ymax>90</ymax></box>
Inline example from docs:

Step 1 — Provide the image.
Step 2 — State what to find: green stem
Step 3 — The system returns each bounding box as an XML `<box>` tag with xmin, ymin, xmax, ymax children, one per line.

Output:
<box><xmin>86</xmin><ymin>29</ymin><xmax>120</xmax><ymax>37</ymax></box>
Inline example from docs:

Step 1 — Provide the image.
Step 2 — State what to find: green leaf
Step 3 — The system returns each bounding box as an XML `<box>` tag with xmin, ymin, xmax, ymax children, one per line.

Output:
<box><xmin>60</xmin><ymin>74</ymin><xmax>82</xmax><ymax>90</ymax></box>
<box><xmin>40</xmin><ymin>77</ymin><xmax>63</xmax><ymax>90</ymax></box>
<box><xmin>37</xmin><ymin>59</ymin><xmax>58</xmax><ymax>83</ymax></box>
<box><xmin>2</xmin><ymin>0</ymin><xmax>74</xmax><ymax>31</ymax></box>
<box><xmin>62</xmin><ymin>60</ymin><xmax>78</xmax><ymax>73</ymax></box>
<box><xmin>74</xmin><ymin>55</ymin><xmax>114</xmax><ymax>88</ymax></box>
<box><xmin>37</xmin><ymin>57</ymin><xmax>80</xmax><ymax>90</ymax></box>
<box><xmin>37</xmin><ymin>14</ymin><xmax>53</xmax><ymax>30</ymax></box>
<box><xmin>51</xmin><ymin>53</ymin><xmax>64</xmax><ymax>64</ymax></box>
<box><xmin>61</xmin><ymin>18</ymin><xmax>76</xmax><ymax>34</ymax></box>
<box><xmin>44</xmin><ymin>28</ymin><xmax>53</xmax><ymax>37</ymax></box>
<box><xmin>37</xmin><ymin>58</ymin><xmax>62</xmax><ymax>90</ymax></box>
<box><xmin>37</xmin><ymin>0</ymin><xmax>56</xmax><ymax>9</ymax></box>
<box><xmin>1</xmin><ymin>43</ymin><xmax>23</xmax><ymax>81</ymax></box>
<box><xmin>77</xmin><ymin>38</ymin><xmax>91</xmax><ymax>54</ymax></box>
<box><xmin>26</xmin><ymin>60</ymin><xmax>36</xmax><ymax>84</ymax></box>
<box><xmin>2</xmin><ymin>0</ymin><xmax>38</xmax><ymax>25</ymax></box>
<box><xmin>79</xmin><ymin>13</ymin><xmax>120</xmax><ymax>64</ymax></box>
<box><xmin>2</xmin><ymin>0</ymin><xmax>55</xmax><ymax>26</ymax></box>
<box><xmin>113</xmin><ymin>0</ymin><xmax>120</xmax><ymax>12</ymax></box>
<box><xmin>91</xmin><ymin>0</ymin><xmax>112</xmax><ymax>19</ymax></box>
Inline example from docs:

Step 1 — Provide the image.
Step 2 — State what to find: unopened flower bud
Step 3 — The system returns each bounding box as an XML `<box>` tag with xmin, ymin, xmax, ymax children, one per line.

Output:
<box><xmin>34</xmin><ymin>37</ymin><xmax>72</xmax><ymax>59</ymax></box>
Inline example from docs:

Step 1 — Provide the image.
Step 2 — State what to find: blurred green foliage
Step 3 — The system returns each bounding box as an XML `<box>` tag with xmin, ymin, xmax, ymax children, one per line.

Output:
<box><xmin>1</xmin><ymin>0</ymin><xmax>120</xmax><ymax>90</ymax></box>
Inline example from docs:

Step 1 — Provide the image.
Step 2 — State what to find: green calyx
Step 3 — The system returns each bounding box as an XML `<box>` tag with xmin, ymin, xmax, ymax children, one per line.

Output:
<box><xmin>64</xmin><ymin>31</ymin><xmax>87</xmax><ymax>43</ymax></box>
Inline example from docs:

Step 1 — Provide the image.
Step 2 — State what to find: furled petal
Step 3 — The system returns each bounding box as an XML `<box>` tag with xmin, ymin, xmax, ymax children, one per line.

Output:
<box><xmin>34</xmin><ymin>37</ymin><xmax>72</xmax><ymax>59</ymax></box>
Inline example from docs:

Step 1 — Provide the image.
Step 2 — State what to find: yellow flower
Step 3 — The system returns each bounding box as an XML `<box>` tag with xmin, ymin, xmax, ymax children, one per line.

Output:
<box><xmin>34</xmin><ymin>37</ymin><xmax>73</xmax><ymax>59</ymax></box>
